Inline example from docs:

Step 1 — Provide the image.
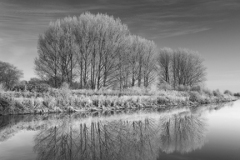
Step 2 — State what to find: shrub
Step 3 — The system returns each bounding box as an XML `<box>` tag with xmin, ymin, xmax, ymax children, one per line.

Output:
<box><xmin>58</xmin><ymin>82</ymin><xmax>71</xmax><ymax>100</ymax></box>
<box><xmin>189</xmin><ymin>91</ymin><xmax>202</xmax><ymax>102</ymax></box>
<box><xmin>224</xmin><ymin>90</ymin><xmax>233</xmax><ymax>96</ymax></box>
<box><xmin>0</xmin><ymin>95</ymin><xmax>15</xmax><ymax>115</ymax></box>
<box><xmin>158</xmin><ymin>82</ymin><xmax>172</xmax><ymax>91</ymax></box>
<box><xmin>213</xmin><ymin>89</ymin><xmax>222</xmax><ymax>97</ymax></box>
<box><xmin>234</xmin><ymin>93</ymin><xmax>240</xmax><ymax>97</ymax></box>
<box><xmin>190</xmin><ymin>85</ymin><xmax>202</xmax><ymax>93</ymax></box>
<box><xmin>156</xmin><ymin>97</ymin><xmax>169</xmax><ymax>105</ymax></box>
<box><xmin>202</xmin><ymin>88</ymin><xmax>213</xmax><ymax>97</ymax></box>
<box><xmin>177</xmin><ymin>85</ymin><xmax>190</xmax><ymax>91</ymax></box>
<box><xmin>12</xmin><ymin>84</ymin><xmax>26</xmax><ymax>92</ymax></box>
<box><xmin>157</xmin><ymin>82</ymin><xmax>172</xmax><ymax>91</ymax></box>
<box><xmin>61</xmin><ymin>82</ymin><xmax>69</xmax><ymax>90</ymax></box>
<box><xmin>35</xmin><ymin>83</ymin><xmax>50</xmax><ymax>93</ymax></box>
<box><xmin>0</xmin><ymin>83</ymin><xmax>7</xmax><ymax>91</ymax></box>
<box><xmin>125</xmin><ymin>87</ymin><xmax>146</xmax><ymax>95</ymax></box>
<box><xmin>12</xmin><ymin>83</ymin><xmax>50</xmax><ymax>93</ymax></box>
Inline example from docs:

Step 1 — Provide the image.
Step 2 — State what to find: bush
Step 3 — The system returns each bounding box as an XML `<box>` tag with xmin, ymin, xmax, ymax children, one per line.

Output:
<box><xmin>58</xmin><ymin>82</ymin><xmax>71</xmax><ymax>100</ymax></box>
<box><xmin>12</xmin><ymin>84</ymin><xmax>26</xmax><ymax>92</ymax></box>
<box><xmin>202</xmin><ymin>88</ymin><xmax>213</xmax><ymax>97</ymax></box>
<box><xmin>177</xmin><ymin>85</ymin><xmax>190</xmax><ymax>91</ymax></box>
<box><xmin>0</xmin><ymin>95</ymin><xmax>15</xmax><ymax>115</ymax></box>
<box><xmin>0</xmin><ymin>83</ymin><xmax>7</xmax><ymax>91</ymax></box>
<box><xmin>35</xmin><ymin>83</ymin><xmax>50</xmax><ymax>93</ymax></box>
<box><xmin>213</xmin><ymin>89</ymin><xmax>222</xmax><ymax>97</ymax></box>
<box><xmin>158</xmin><ymin>82</ymin><xmax>172</xmax><ymax>91</ymax></box>
<box><xmin>189</xmin><ymin>91</ymin><xmax>202</xmax><ymax>102</ymax></box>
<box><xmin>12</xmin><ymin>83</ymin><xmax>50</xmax><ymax>93</ymax></box>
<box><xmin>190</xmin><ymin>85</ymin><xmax>202</xmax><ymax>93</ymax></box>
<box><xmin>234</xmin><ymin>93</ymin><xmax>240</xmax><ymax>97</ymax></box>
<box><xmin>224</xmin><ymin>90</ymin><xmax>233</xmax><ymax>96</ymax></box>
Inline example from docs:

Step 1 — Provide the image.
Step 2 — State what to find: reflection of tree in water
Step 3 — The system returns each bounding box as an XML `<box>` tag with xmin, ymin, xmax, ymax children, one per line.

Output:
<box><xmin>34</xmin><ymin>118</ymin><xmax>161</xmax><ymax>160</ymax></box>
<box><xmin>158</xmin><ymin>111</ymin><xmax>207</xmax><ymax>154</ymax></box>
<box><xmin>33</xmin><ymin>110</ymin><xmax>207</xmax><ymax>160</ymax></box>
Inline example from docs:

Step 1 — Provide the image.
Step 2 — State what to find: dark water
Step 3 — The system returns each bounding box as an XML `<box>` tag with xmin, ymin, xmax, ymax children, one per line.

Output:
<box><xmin>0</xmin><ymin>101</ymin><xmax>240</xmax><ymax>160</ymax></box>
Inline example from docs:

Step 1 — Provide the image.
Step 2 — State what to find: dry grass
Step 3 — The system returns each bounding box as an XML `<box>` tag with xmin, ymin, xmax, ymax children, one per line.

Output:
<box><xmin>0</xmin><ymin>87</ymin><xmax>237</xmax><ymax>116</ymax></box>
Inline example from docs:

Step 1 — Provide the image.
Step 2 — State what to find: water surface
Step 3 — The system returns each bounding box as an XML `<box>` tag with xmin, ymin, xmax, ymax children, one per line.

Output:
<box><xmin>0</xmin><ymin>101</ymin><xmax>240</xmax><ymax>160</ymax></box>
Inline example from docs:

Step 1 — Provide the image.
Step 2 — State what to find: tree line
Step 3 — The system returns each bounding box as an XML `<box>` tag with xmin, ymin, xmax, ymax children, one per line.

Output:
<box><xmin>0</xmin><ymin>12</ymin><xmax>206</xmax><ymax>91</ymax></box>
<box><xmin>35</xmin><ymin>13</ymin><xmax>157</xmax><ymax>90</ymax></box>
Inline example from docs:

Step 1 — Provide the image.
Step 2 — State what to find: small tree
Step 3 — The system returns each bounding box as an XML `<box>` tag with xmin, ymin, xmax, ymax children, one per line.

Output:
<box><xmin>0</xmin><ymin>61</ymin><xmax>23</xmax><ymax>90</ymax></box>
<box><xmin>224</xmin><ymin>90</ymin><xmax>233</xmax><ymax>96</ymax></box>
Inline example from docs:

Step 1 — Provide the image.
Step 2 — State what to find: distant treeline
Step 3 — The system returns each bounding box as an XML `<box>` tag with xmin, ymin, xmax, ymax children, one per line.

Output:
<box><xmin>35</xmin><ymin>12</ymin><xmax>206</xmax><ymax>90</ymax></box>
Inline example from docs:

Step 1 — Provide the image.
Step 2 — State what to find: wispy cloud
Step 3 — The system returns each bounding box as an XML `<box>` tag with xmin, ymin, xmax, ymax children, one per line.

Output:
<box><xmin>0</xmin><ymin>0</ymin><xmax>240</xmax><ymax>82</ymax></box>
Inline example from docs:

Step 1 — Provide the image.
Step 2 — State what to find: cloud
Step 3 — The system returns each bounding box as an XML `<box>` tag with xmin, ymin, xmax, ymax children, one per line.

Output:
<box><xmin>0</xmin><ymin>0</ymin><xmax>240</xmax><ymax>81</ymax></box>
<box><xmin>159</xmin><ymin>27</ymin><xmax>210</xmax><ymax>38</ymax></box>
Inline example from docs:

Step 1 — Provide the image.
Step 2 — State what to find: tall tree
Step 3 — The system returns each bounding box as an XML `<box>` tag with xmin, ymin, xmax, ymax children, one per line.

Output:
<box><xmin>172</xmin><ymin>49</ymin><xmax>206</xmax><ymax>87</ymax></box>
<box><xmin>157</xmin><ymin>48</ymin><xmax>173</xmax><ymax>84</ymax></box>
<box><xmin>73</xmin><ymin>13</ymin><xmax>130</xmax><ymax>89</ymax></box>
<box><xmin>157</xmin><ymin>48</ymin><xmax>206</xmax><ymax>89</ymax></box>
<box><xmin>35</xmin><ymin>17</ymin><xmax>77</xmax><ymax>87</ymax></box>
<box><xmin>35</xmin><ymin>12</ymin><xmax>157</xmax><ymax>89</ymax></box>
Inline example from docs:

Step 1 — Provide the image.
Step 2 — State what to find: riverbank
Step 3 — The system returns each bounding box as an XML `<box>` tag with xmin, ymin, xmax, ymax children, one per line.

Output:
<box><xmin>0</xmin><ymin>88</ymin><xmax>237</xmax><ymax>116</ymax></box>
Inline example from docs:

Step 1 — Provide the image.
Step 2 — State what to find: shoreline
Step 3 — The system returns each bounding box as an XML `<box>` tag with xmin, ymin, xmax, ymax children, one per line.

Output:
<box><xmin>0</xmin><ymin>90</ymin><xmax>237</xmax><ymax>116</ymax></box>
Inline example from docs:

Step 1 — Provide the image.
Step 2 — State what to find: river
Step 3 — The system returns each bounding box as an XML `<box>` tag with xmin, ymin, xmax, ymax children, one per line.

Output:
<box><xmin>0</xmin><ymin>100</ymin><xmax>240</xmax><ymax>160</ymax></box>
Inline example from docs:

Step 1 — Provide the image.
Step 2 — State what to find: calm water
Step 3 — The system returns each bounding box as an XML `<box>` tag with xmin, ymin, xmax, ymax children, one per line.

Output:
<box><xmin>0</xmin><ymin>101</ymin><xmax>240</xmax><ymax>160</ymax></box>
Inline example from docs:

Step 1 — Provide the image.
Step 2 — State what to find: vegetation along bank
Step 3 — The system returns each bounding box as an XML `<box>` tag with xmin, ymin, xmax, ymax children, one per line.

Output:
<box><xmin>0</xmin><ymin>13</ymin><xmax>238</xmax><ymax>115</ymax></box>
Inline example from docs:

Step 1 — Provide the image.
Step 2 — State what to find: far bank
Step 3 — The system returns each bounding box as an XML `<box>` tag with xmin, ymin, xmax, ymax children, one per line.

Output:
<box><xmin>0</xmin><ymin>88</ymin><xmax>237</xmax><ymax>116</ymax></box>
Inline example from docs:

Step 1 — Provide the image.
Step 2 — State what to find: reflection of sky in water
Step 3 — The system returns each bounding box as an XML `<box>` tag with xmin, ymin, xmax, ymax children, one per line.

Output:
<box><xmin>0</xmin><ymin>131</ymin><xmax>37</xmax><ymax>160</ymax></box>
<box><xmin>0</xmin><ymin>101</ymin><xmax>240</xmax><ymax>160</ymax></box>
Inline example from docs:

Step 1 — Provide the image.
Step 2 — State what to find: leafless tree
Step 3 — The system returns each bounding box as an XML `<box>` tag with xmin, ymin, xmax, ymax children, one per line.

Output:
<box><xmin>172</xmin><ymin>49</ymin><xmax>206</xmax><ymax>87</ymax></box>
<box><xmin>157</xmin><ymin>48</ymin><xmax>173</xmax><ymax>84</ymax></box>
<box><xmin>73</xmin><ymin>13</ymin><xmax>130</xmax><ymax>89</ymax></box>
<box><xmin>35</xmin><ymin>17</ymin><xmax>77</xmax><ymax>88</ymax></box>
<box><xmin>157</xmin><ymin>48</ymin><xmax>206</xmax><ymax>89</ymax></box>
<box><xmin>124</xmin><ymin>36</ymin><xmax>157</xmax><ymax>88</ymax></box>
<box><xmin>35</xmin><ymin>12</ymin><xmax>158</xmax><ymax>89</ymax></box>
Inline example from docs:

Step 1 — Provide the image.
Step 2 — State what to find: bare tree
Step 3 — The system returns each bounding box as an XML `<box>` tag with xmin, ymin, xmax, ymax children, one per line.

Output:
<box><xmin>73</xmin><ymin>13</ymin><xmax>130</xmax><ymax>89</ymax></box>
<box><xmin>157</xmin><ymin>48</ymin><xmax>206</xmax><ymax>89</ymax></box>
<box><xmin>172</xmin><ymin>49</ymin><xmax>206</xmax><ymax>87</ymax></box>
<box><xmin>35</xmin><ymin>12</ymin><xmax>158</xmax><ymax>89</ymax></box>
<box><xmin>142</xmin><ymin>40</ymin><xmax>157</xmax><ymax>87</ymax></box>
<box><xmin>157</xmin><ymin>48</ymin><xmax>173</xmax><ymax>85</ymax></box>
<box><xmin>35</xmin><ymin>17</ymin><xmax>77</xmax><ymax>88</ymax></box>
<box><xmin>124</xmin><ymin>36</ymin><xmax>157</xmax><ymax>88</ymax></box>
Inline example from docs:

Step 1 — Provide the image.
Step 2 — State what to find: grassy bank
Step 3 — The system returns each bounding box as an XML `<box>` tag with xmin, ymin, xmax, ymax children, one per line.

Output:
<box><xmin>0</xmin><ymin>88</ymin><xmax>237</xmax><ymax>116</ymax></box>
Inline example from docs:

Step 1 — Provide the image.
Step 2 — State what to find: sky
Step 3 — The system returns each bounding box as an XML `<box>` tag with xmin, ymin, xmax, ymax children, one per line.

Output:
<box><xmin>0</xmin><ymin>0</ymin><xmax>240</xmax><ymax>92</ymax></box>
